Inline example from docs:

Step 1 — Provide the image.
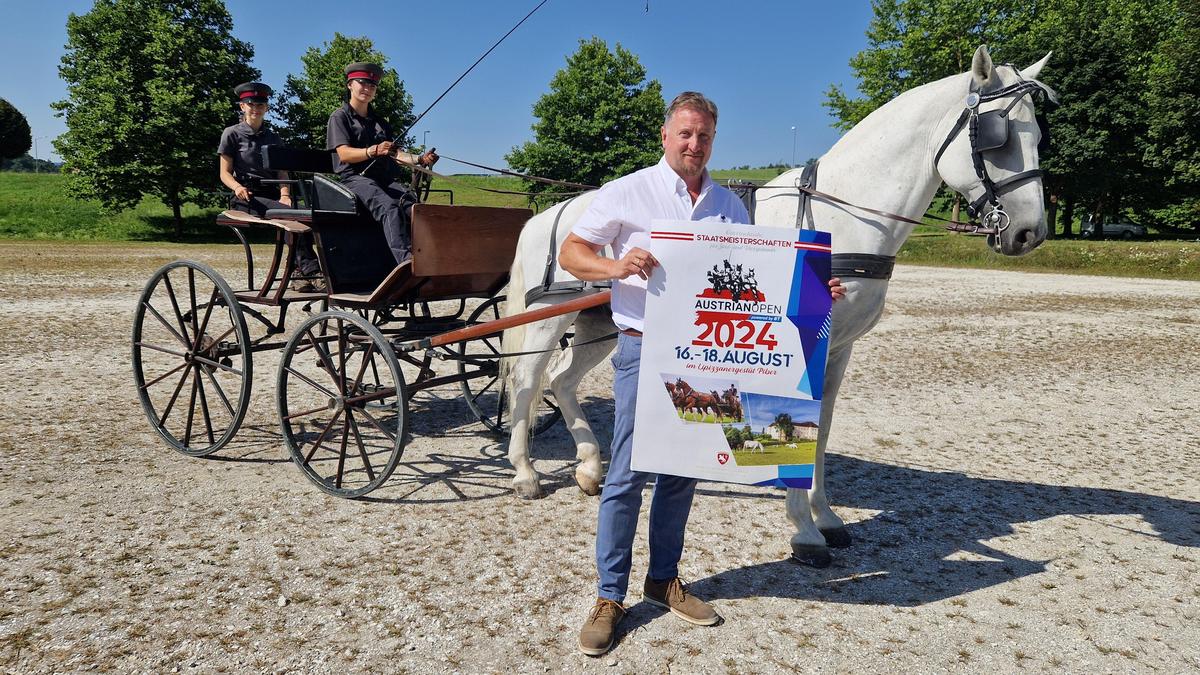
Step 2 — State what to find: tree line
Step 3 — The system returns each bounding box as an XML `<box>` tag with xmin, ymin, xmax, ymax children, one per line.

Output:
<box><xmin>51</xmin><ymin>0</ymin><xmax>415</xmax><ymax>234</ymax></box>
<box><xmin>824</xmin><ymin>0</ymin><xmax>1198</xmax><ymax>234</ymax></box>
<box><xmin>45</xmin><ymin>0</ymin><xmax>1196</xmax><ymax>236</ymax></box>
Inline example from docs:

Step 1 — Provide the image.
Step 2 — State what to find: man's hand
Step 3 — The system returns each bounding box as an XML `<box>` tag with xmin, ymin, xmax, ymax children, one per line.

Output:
<box><xmin>234</xmin><ymin>185</ymin><xmax>251</xmax><ymax>202</ymax></box>
<box><xmin>613</xmin><ymin>247</ymin><xmax>658</xmax><ymax>280</ymax></box>
<box><xmin>374</xmin><ymin>140</ymin><xmax>395</xmax><ymax>157</ymax></box>
<box><xmin>278</xmin><ymin>195</ymin><xmax>293</xmax><ymax>208</ymax></box>
<box><xmin>828</xmin><ymin>276</ymin><xmax>846</xmax><ymax>303</ymax></box>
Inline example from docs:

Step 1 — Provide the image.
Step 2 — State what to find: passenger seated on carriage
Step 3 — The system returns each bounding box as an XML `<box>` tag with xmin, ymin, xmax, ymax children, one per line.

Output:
<box><xmin>218</xmin><ymin>82</ymin><xmax>321</xmax><ymax>287</ymax></box>
<box><xmin>326</xmin><ymin>62</ymin><xmax>439</xmax><ymax>266</ymax></box>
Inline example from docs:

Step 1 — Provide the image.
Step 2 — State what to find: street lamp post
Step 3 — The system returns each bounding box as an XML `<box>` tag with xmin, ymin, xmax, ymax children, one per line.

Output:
<box><xmin>422</xmin><ymin>130</ymin><xmax>430</xmax><ymax>150</ymax></box>
<box><xmin>790</xmin><ymin>126</ymin><xmax>797</xmax><ymax>168</ymax></box>
<box><xmin>32</xmin><ymin>136</ymin><xmax>48</xmax><ymax>173</ymax></box>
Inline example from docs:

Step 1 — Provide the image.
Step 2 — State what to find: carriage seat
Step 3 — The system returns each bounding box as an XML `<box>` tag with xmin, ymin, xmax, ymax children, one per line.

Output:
<box><xmin>216</xmin><ymin>208</ymin><xmax>311</xmax><ymax>233</ymax></box>
<box><xmin>258</xmin><ymin>145</ymin><xmax>358</xmax><ymax>221</ymax></box>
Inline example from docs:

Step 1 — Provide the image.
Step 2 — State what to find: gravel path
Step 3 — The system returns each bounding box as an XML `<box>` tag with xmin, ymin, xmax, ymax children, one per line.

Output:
<box><xmin>1</xmin><ymin>242</ymin><xmax>1197</xmax><ymax>673</ymax></box>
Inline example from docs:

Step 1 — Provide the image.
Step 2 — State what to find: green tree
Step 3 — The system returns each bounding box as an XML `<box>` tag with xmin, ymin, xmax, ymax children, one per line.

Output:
<box><xmin>823</xmin><ymin>0</ymin><xmax>1029</xmax><ymax>132</ymax></box>
<box><xmin>1142</xmin><ymin>0</ymin><xmax>1199</xmax><ymax>230</ymax></box>
<box><xmin>723</xmin><ymin>426</ymin><xmax>743</xmax><ymax>448</ymax></box>
<box><xmin>773</xmin><ymin>413</ymin><xmax>795</xmax><ymax>442</ymax></box>
<box><xmin>275</xmin><ymin>34</ymin><xmax>414</xmax><ymax>150</ymax></box>
<box><xmin>825</xmin><ymin>0</ymin><xmax>1191</xmax><ymax>234</ymax></box>
<box><xmin>0</xmin><ymin>99</ymin><xmax>32</xmax><ymax>160</ymax></box>
<box><xmin>506</xmin><ymin>37</ymin><xmax>664</xmax><ymax>199</ymax></box>
<box><xmin>53</xmin><ymin>0</ymin><xmax>257</xmax><ymax>236</ymax></box>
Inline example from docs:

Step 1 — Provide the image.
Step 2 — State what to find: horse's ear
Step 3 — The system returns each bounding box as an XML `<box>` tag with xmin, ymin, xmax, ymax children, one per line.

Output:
<box><xmin>971</xmin><ymin>44</ymin><xmax>996</xmax><ymax>89</ymax></box>
<box><xmin>1020</xmin><ymin>52</ymin><xmax>1053</xmax><ymax>81</ymax></box>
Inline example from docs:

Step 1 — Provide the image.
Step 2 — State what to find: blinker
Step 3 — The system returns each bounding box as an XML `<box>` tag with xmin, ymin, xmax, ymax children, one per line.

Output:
<box><xmin>974</xmin><ymin>110</ymin><xmax>1009</xmax><ymax>151</ymax></box>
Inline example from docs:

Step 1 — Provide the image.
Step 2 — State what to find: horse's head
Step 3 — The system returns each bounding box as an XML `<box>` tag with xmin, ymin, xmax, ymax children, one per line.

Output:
<box><xmin>935</xmin><ymin>46</ymin><xmax>1058</xmax><ymax>256</ymax></box>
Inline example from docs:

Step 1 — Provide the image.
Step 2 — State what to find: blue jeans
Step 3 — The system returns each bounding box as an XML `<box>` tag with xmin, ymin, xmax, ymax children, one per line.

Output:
<box><xmin>596</xmin><ymin>334</ymin><xmax>698</xmax><ymax>602</ymax></box>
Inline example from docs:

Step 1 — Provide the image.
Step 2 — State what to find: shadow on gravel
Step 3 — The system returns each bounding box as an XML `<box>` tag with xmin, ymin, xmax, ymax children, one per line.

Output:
<box><xmin>685</xmin><ymin>452</ymin><xmax>1200</xmax><ymax>608</ymax></box>
<box><xmin>351</xmin><ymin>395</ymin><xmax>615</xmax><ymax>504</ymax></box>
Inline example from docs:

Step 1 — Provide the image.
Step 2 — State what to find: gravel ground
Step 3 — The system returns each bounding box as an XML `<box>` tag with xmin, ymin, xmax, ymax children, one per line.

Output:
<box><xmin>1</xmin><ymin>241</ymin><xmax>1197</xmax><ymax>674</ymax></box>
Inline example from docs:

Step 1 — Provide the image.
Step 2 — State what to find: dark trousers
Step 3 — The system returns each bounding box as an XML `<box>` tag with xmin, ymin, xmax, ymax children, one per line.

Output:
<box><xmin>343</xmin><ymin>174</ymin><xmax>418</xmax><ymax>265</ymax></box>
<box><xmin>229</xmin><ymin>194</ymin><xmax>320</xmax><ymax>276</ymax></box>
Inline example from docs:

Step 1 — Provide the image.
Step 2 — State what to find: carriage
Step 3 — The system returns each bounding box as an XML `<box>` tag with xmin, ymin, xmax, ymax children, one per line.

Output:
<box><xmin>130</xmin><ymin>147</ymin><xmax>607</xmax><ymax>498</ymax></box>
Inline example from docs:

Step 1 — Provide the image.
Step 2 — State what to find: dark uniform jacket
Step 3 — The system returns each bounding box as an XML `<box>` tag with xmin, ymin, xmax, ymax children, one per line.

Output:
<box><xmin>218</xmin><ymin>122</ymin><xmax>283</xmax><ymax>193</ymax></box>
<box><xmin>326</xmin><ymin>104</ymin><xmax>403</xmax><ymax>184</ymax></box>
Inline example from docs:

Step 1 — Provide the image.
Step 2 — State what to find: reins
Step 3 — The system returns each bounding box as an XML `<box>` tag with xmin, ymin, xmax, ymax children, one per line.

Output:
<box><xmin>731</xmin><ymin>181</ymin><xmax>999</xmax><ymax>235</ymax></box>
<box><xmin>362</xmin><ymin>0</ymin><xmax>552</xmax><ymax>175</ymax></box>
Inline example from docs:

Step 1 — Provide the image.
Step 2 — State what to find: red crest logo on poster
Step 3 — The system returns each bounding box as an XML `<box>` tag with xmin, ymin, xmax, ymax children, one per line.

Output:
<box><xmin>716</xmin><ymin>452</ymin><xmax>729</xmax><ymax>465</ymax></box>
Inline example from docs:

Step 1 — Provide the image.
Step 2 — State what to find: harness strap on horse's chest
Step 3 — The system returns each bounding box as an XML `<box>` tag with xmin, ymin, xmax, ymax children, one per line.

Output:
<box><xmin>831</xmin><ymin>253</ymin><xmax>896</xmax><ymax>280</ymax></box>
<box><xmin>525</xmin><ymin>195</ymin><xmax>611</xmax><ymax>306</ymax></box>
<box><xmin>793</xmin><ymin>161</ymin><xmax>894</xmax><ymax>280</ymax></box>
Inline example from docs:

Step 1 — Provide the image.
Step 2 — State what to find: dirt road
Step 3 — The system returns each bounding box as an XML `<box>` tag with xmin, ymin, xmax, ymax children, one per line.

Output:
<box><xmin>1</xmin><ymin>242</ymin><xmax>1197</xmax><ymax>673</ymax></box>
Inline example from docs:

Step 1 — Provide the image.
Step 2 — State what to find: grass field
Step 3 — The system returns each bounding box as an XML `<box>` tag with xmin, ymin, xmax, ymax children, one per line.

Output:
<box><xmin>732</xmin><ymin>439</ymin><xmax>817</xmax><ymax>467</ymax></box>
<box><xmin>3</xmin><ymin>171</ymin><xmax>1198</xmax><ymax>279</ymax></box>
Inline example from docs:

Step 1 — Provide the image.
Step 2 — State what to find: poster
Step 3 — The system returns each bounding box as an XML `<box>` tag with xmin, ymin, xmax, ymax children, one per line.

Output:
<box><xmin>630</xmin><ymin>219</ymin><xmax>832</xmax><ymax>488</ymax></box>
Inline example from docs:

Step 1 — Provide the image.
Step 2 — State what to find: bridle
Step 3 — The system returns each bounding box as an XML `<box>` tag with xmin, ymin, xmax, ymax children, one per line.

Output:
<box><xmin>933</xmin><ymin>65</ymin><xmax>1052</xmax><ymax>234</ymax></box>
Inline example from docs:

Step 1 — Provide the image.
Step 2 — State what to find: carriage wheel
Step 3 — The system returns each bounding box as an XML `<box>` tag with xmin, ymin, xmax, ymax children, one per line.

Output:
<box><xmin>132</xmin><ymin>260</ymin><xmax>252</xmax><ymax>457</ymax></box>
<box><xmin>277</xmin><ymin>311</ymin><xmax>407</xmax><ymax>498</ymax></box>
<box><xmin>457</xmin><ymin>295</ymin><xmax>562</xmax><ymax>436</ymax></box>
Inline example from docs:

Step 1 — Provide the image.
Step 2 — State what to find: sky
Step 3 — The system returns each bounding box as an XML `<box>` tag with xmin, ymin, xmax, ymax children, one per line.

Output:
<box><xmin>0</xmin><ymin>0</ymin><xmax>876</xmax><ymax>172</ymax></box>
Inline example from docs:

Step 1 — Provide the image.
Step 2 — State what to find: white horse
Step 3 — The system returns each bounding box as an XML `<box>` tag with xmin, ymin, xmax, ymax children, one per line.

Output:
<box><xmin>743</xmin><ymin>440</ymin><xmax>765</xmax><ymax>453</ymax></box>
<box><xmin>502</xmin><ymin>46</ymin><xmax>1055</xmax><ymax>565</ymax></box>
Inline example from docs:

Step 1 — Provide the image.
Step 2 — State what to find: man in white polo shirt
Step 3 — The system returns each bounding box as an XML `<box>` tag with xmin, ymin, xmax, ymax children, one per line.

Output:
<box><xmin>561</xmin><ymin>91</ymin><xmax>845</xmax><ymax>656</ymax></box>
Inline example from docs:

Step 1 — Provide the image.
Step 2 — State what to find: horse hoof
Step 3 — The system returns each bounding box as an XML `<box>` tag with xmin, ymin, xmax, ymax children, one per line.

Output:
<box><xmin>820</xmin><ymin>527</ymin><xmax>852</xmax><ymax>548</ymax></box>
<box><xmin>789</xmin><ymin>544</ymin><xmax>832</xmax><ymax>568</ymax></box>
<box><xmin>574</xmin><ymin>469</ymin><xmax>602</xmax><ymax>497</ymax></box>
<box><xmin>512</xmin><ymin>480</ymin><xmax>544</xmax><ymax>500</ymax></box>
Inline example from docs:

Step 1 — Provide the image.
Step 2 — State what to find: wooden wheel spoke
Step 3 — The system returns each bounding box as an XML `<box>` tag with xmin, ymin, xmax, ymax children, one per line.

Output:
<box><xmin>478</xmin><ymin>337</ymin><xmax>502</xmax><ymax>356</ymax></box>
<box><xmin>142</xmin><ymin>361</ymin><xmax>188</xmax><ymax>390</ymax></box>
<box><xmin>209</xmin><ymin>325</ymin><xmax>237</xmax><ymax>347</ymax></box>
<box><xmin>471</xmin><ymin>376</ymin><xmax>499</xmax><ymax>403</ymax></box>
<box><xmin>196</xmin><ymin>369</ymin><xmax>216</xmax><ymax>444</ymax></box>
<box><xmin>183</xmin><ymin>366</ymin><xmax>199</xmax><ymax>447</ymax></box>
<box><xmin>347</xmin><ymin>413</ymin><xmax>376</xmax><ymax>481</ymax></box>
<box><xmin>303</xmin><ymin>409</ymin><xmax>344</xmax><ymax>465</ymax></box>
<box><xmin>189</xmin><ymin>354</ymin><xmax>242</xmax><ymax>376</ymax></box>
<box><xmin>283</xmin><ymin>364</ymin><xmax>338</xmax><ymax>399</ymax></box>
<box><xmin>347</xmin><ymin>344</ymin><xmax>377</xmax><ymax>398</ymax></box>
<box><xmin>142</xmin><ymin>301</ymin><xmax>192</xmax><ymax>350</ymax></box>
<box><xmin>282</xmin><ymin>403</ymin><xmax>335</xmax><ymax>422</ymax></box>
<box><xmin>334</xmin><ymin>415</ymin><xmax>351</xmax><ymax>488</ymax></box>
<box><xmin>335</xmin><ymin>319</ymin><xmax>349</xmax><ymax>395</ymax></box>
<box><xmin>200</xmin><ymin>367</ymin><xmax>236</xmax><ymax>417</ymax></box>
<box><xmin>136</xmin><ymin>341</ymin><xmax>189</xmax><ymax>359</ymax></box>
<box><xmin>303</xmin><ymin>327</ymin><xmax>341</xmax><ymax>389</ymax></box>
<box><xmin>187</xmin><ymin>267</ymin><xmax>199</xmax><ymax>348</ymax></box>
<box><xmin>356</xmin><ymin>407</ymin><xmax>397</xmax><ymax>444</ymax></box>
<box><xmin>157</xmin><ymin>364</ymin><xmax>192</xmax><ymax>427</ymax></box>
<box><xmin>192</xmin><ymin>287</ymin><xmax>219</xmax><ymax>351</ymax></box>
<box><xmin>162</xmin><ymin>273</ymin><xmax>193</xmax><ymax>346</ymax></box>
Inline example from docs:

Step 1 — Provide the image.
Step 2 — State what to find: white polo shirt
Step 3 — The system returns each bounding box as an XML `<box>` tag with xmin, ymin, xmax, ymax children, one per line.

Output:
<box><xmin>571</xmin><ymin>157</ymin><xmax>750</xmax><ymax>333</ymax></box>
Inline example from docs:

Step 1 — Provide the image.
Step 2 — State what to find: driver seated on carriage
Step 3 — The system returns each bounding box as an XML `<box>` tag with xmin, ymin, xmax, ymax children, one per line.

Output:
<box><xmin>218</xmin><ymin>81</ymin><xmax>321</xmax><ymax>289</ymax></box>
<box><xmin>326</xmin><ymin>62</ymin><xmax>439</xmax><ymax>267</ymax></box>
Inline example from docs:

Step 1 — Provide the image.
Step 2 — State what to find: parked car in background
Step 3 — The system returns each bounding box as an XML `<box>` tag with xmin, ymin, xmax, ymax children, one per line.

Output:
<box><xmin>1080</xmin><ymin>215</ymin><xmax>1148</xmax><ymax>239</ymax></box>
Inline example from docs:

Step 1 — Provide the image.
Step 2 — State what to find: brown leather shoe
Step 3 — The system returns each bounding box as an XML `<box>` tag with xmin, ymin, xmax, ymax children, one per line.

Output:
<box><xmin>578</xmin><ymin>597</ymin><xmax>625</xmax><ymax>657</ymax></box>
<box><xmin>642</xmin><ymin>576</ymin><xmax>719</xmax><ymax>626</ymax></box>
